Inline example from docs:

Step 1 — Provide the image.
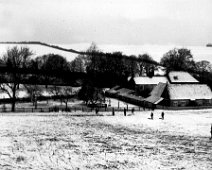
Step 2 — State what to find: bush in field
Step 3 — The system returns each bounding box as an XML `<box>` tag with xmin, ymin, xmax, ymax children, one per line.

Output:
<box><xmin>78</xmin><ymin>81</ymin><xmax>104</xmax><ymax>105</ymax></box>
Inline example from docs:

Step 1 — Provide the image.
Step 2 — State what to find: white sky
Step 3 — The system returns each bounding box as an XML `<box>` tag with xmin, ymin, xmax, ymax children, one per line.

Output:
<box><xmin>0</xmin><ymin>0</ymin><xmax>212</xmax><ymax>45</ymax></box>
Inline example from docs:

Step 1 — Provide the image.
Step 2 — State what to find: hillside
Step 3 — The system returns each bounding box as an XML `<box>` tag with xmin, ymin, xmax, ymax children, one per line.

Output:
<box><xmin>0</xmin><ymin>41</ymin><xmax>84</xmax><ymax>62</ymax></box>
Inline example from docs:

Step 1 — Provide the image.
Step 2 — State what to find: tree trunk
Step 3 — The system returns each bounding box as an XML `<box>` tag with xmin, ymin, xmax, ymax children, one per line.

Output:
<box><xmin>11</xmin><ymin>84</ymin><xmax>17</xmax><ymax>112</ymax></box>
<box><xmin>65</xmin><ymin>101</ymin><xmax>68</xmax><ymax>111</ymax></box>
<box><xmin>11</xmin><ymin>100</ymin><xmax>15</xmax><ymax>112</ymax></box>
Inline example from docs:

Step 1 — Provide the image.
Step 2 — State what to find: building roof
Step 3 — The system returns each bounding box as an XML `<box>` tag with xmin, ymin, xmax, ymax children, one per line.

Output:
<box><xmin>134</xmin><ymin>76</ymin><xmax>168</xmax><ymax>85</ymax></box>
<box><xmin>121</xmin><ymin>93</ymin><xmax>145</xmax><ymax>101</ymax></box>
<box><xmin>145</xmin><ymin>95</ymin><xmax>163</xmax><ymax>104</ymax></box>
<box><xmin>116</xmin><ymin>88</ymin><xmax>134</xmax><ymax>95</ymax></box>
<box><xmin>150</xmin><ymin>82</ymin><xmax>167</xmax><ymax>96</ymax></box>
<box><xmin>168</xmin><ymin>71</ymin><xmax>199</xmax><ymax>83</ymax></box>
<box><xmin>145</xmin><ymin>82</ymin><xmax>166</xmax><ymax>104</ymax></box>
<box><xmin>168</xmin><ymin>84</ymin><xmax>212</xmax><ymax>100</ymax></box>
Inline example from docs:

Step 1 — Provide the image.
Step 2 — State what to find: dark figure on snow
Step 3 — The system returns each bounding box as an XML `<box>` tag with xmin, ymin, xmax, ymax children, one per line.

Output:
<box><xmin>210</xmin><ymin>124</ymin><xmax>212</xmax><ymax>140</ymax></box>
<box><xmin>161</xmin><ymin>112</ymin><xmax>165</xmax><ymax>120</ymax></box>
<box><xmin>112</xmin><ymin>108</ymin><xmax>115</xmax><ymax>116</ymax></box>
<box><xmin>124</xmin><ymin>108</ymin><xmax>127</xmax><ymax>116</ymax></box>
<box><xmin>150</xmin><ymin>112</ymin><xmax>154</xmax><ymax>119</ymax></box>
<box><xmin>131</xmin><ymin>108</ymin><xmax>135</xmax><ymax>115</ymax></box>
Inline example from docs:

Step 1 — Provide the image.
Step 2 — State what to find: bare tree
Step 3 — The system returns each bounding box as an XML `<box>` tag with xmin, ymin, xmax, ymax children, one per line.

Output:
<box><xmin>60</xmin><ymin>87</ymin><xmax>73</xmax><ymax>111</ymax></box>
<box><xmin>25</xmin><ymin>84</ymin><xmax>43</xmax><ymax>109</ymax></box>
<box><xmin>0</xmin><ymin>46</ymin><xmax>33</xmax><ymax>112</ymax></box>
<box><xmin>47</xmin><ymin>86</ymin><xmax>73</xmax><ymax>110</ymax></box>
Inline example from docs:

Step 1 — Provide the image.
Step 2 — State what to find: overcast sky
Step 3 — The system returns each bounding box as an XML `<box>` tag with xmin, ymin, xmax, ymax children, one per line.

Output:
<box><xmin>0</xmin><ymin>0</ymin><xmax>212</xmax><ymax>45</ymax></box>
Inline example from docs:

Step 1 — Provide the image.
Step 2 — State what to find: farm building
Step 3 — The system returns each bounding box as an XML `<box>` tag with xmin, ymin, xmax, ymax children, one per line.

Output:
<box><xmin>153</xmin><ymin>72</ymin><xmax>212</xmax><ymax>107</ymax></box>
<box><xmin>129</xmin><ymin>76</ymin><xmax>168</xmax><ymax>95</ymax></box>
<box><xmin>107</xmin><ymin>71</ymin><xmax>212</xmax><ymax>108</ymax></box>
<box><xmin>167</xmin><ymin>84</ymin><xmax>212</xmax><ymax>107</ymax></box>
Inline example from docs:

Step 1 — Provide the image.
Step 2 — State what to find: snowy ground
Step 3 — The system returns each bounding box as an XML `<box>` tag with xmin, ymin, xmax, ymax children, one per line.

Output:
<box><xmin>0</xmin><ymin>110</ymin><xmax>212</xmax><ymax>170</ymax></box>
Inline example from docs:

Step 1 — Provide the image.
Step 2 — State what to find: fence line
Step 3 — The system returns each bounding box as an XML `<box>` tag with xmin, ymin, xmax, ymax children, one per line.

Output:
<box><xmin>1</xmin><ymin>105</ymin><xmax>210</xmax><ymax>113</ymax></box>
<box><xmin>0</xmin><ymin>106</ymin><xmax>147</xmax><ymax>113</ymax></box>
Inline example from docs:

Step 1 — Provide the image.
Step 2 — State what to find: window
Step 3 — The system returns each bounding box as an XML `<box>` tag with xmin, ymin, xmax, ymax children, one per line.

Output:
<box><xmin>180</xmin><ymin>101</ymin><xmax>187</xmax><ymax>107</ymax></box>
<box><xmin>196</xmin><ymin>100</ymin><xmax>203</xmax><ymax>105</ymax></box>
<box><xmin>172</xmin><ymin>101</ymin><xmax>178</xmax><ymax>107</ymax></box>
<box><xmin>173</xmin><ymin>76</ymin><xmax>178</xmax><ymax>80</ymax></box>
<box><xmin>204</xmin><ymin>99</ymin><xmax>211</xmax><ymax>105</ymax></box>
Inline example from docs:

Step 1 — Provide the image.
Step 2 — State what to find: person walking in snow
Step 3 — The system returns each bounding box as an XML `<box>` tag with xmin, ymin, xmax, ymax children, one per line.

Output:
<box><xmin>161</xmin><ymin>112</ymin><xmax>165</xmax><ymax>120</ymax></box>
<box><xmin>124</xmin><ymin>108</ymin><xmax>127</xmax><ymax>116</ymax></box>
<box><xmin>150</xmin><ymin>112</ymin><xmax>154</xmax><ymax>119</ymax></box>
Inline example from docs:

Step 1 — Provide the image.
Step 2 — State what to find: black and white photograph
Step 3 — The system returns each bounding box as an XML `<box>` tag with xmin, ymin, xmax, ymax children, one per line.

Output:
<box><xmin>0</xmin><ymin>0</ymin><xmax>212</xmax><ymax>169</ymax></box>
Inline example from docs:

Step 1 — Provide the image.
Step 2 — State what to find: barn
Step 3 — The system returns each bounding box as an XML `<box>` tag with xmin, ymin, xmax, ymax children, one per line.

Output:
<box><xmin>168</xmin><ymin>84</ymin><xmax>212</xmax><ymax>107</ymax></box>
<box><xmin>160</xmin><ymin>71</ymin><xmax>212</xmax><ymax>107</ymax></box>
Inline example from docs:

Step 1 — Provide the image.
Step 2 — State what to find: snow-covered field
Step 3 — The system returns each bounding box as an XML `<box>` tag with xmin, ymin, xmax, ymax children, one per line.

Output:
<box><xmin>0</xmin><ymin>110</ymin><xmax>212</xmax><ymax>170</ymax></box>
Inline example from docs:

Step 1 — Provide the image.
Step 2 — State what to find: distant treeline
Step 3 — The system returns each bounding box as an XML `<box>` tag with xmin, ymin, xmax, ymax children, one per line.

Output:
<box><xmin>0</xmin><ymin>41</ymin><xmax>81</xmax><ymax>54</ymax></box>
<box><xmin>0</xmin><ymin>41</ymin><xmax>161</xmax><ymax>66</ymax></box>
<box><xmin>1</xmin><ymin>42</ymin><xmax>212</xmax><ymax>88</ymax></box>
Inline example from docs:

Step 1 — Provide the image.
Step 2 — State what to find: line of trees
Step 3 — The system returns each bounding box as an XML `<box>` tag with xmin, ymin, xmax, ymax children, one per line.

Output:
<box><xmin>0</xmin><ymin>46</ymin><xmax>79</xmax><ymax>112</ymax></box>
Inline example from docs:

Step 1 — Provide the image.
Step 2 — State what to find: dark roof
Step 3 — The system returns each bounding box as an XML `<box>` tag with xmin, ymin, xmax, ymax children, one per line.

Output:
<box><xmin>111</xmin><ymin>86</ymin><xmax>120</xmax><ymax>90</ymax></box>
<box><xmin>116</xmin><ymin>88</ymin><xmax>134</xmax><ymax>95</ymax></box>
<box><xmin>121</xmin><ymin>93</ymin><xmax>145</xmax><ymax>101</ymax></box>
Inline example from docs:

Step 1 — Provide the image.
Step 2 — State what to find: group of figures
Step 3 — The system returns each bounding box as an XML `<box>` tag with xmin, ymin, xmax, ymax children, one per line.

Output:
<box><xmin>97</xmin><ymin>107</ymin><xmax>212</xmax><ymax>139</ymax></box>
<box><xmin>150</xmin><ymin>111</ymin><xmax>164</xmax><ymax>120</ymax></box>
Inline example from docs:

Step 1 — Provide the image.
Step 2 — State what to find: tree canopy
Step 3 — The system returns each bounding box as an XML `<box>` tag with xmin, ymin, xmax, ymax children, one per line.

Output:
<box><xmin>160</xmin><ymin>48</ymin><xmax>196</xmax><ymax>73</ymax></box>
